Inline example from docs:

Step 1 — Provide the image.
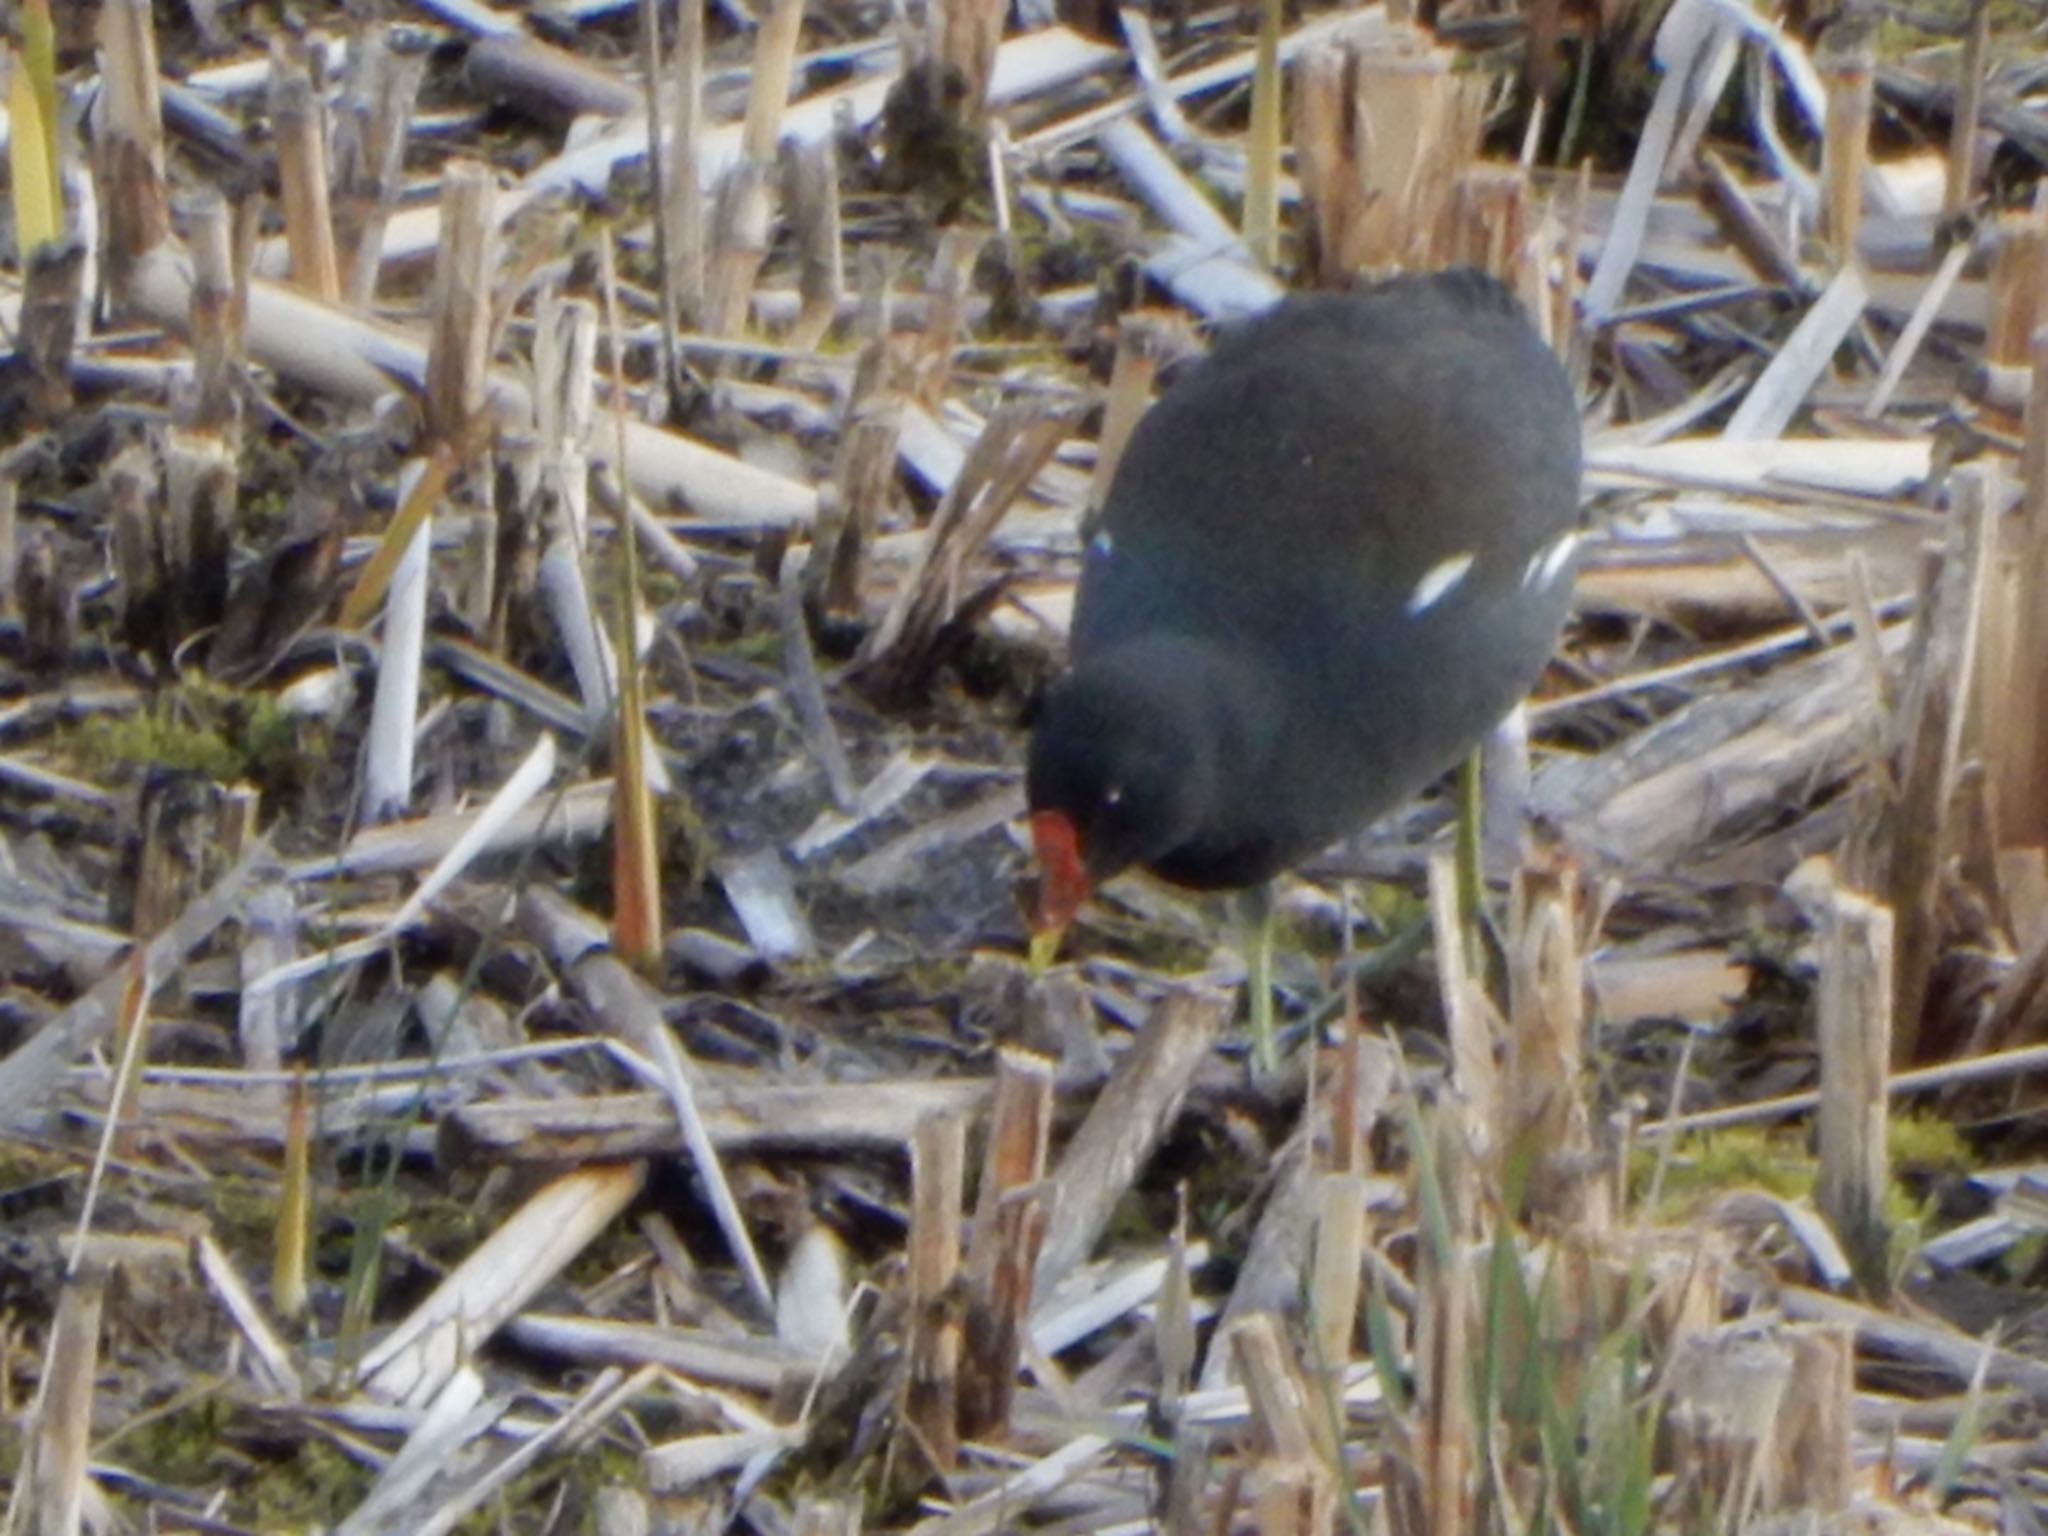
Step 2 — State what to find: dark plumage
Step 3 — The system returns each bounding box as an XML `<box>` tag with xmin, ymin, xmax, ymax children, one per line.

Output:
<box><xmin>1027</xmin><ymin>269</ymin><xmax>1583</xmax><ymax>929</ymax></box>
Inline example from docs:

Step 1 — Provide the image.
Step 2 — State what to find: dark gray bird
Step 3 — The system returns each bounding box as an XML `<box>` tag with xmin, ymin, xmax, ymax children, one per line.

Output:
<box><xmin>1028</xmin><ymin>268</ymin><xmax>1583</xmax><ymax>940</ymax></box>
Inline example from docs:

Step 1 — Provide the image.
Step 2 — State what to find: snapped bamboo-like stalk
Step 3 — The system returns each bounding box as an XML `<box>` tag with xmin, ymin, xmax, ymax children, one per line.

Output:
<box><xmin>1091</xmin><ymin>315</ymin><xmax>1164</xmax><ymax>514</ymax></box>
<box><xmin>19</xmin><ymin>240</ymin><xmax>85</xmax><ymax>424</ymax></box>
<box><xmin>1445</xmin><ymin>164</ymin><xmax>1531</xmax><ymax>288</ymax></box>
<box><xmin>910</xmin><ymin>228</ymin><xmax>984</xmax><ymax>408</ymax></box>
<box><xmin>1427</xmin><ymin>850</ymin><xmax>1500</xmax><ymax>1164</ymax></box>
<box><xmin>423</xmin><ymin>161</ymin><xmax>497</xmax><ymax>448</ymax></box>
<box><xmin>359</xmin><ymin>457</ymin><xmax>434</xmax><ymax>824</ymax></box>
<box><xmin>861</xmin><ymin>397</ymin><xmax>1075</xmax><ymax>697</ymax></box>
<box><xmin>534</xmin><ymin>292</ymin><xmax>619</xmax><ymax>727</ymax></box>
<box><xmin>903</xmin><ymin>1112</ymin><xmax>966</xmax><ymax>1471</ymax></box>
<box><xmin>270</xmin><ymin>41</ymin><xmax>342</xmax><ymax>302</ymax></box>
<box><xmin>1994</xmin><ymin>276</ymin><xmax>2048</xmax><ymax>855</ymax></box>
<box><xmin>0</xmin><ymin>475</ymin><xmax>16</xmax><ymax>622</ymax></box>
<box><xmin>780</xmin><ymin>136</ymin><xmax>844</xmax><ymax>351</ymax></box>
<box><xmin>705</xmin><ymin>160</ymin><xmax>775</xmax><ymax>341</ymax></box>
<box><xmin>1776</xmin><ymin>1325</ymin><xmax>1855</xmax><ymax>1512</ymax></box>
<box><xmin>1945</xmin><ymin>0</ymin><xmax>1991</xmax><ymax>220</ymax></box>
<box><xmin>1414</xmin><ymin>1110</ymin><xmax>1476</xmax><ymax>1536</ymax></box>
<box><xmin>1817</xmin><ymin>15</ymin><xmax>1876</xmax><ymax>271</ymax></box>
<box><xmin>959</xmin><ymin>1049</ymin><xmax>1054</xmax><ymax>1439</ymax></box>
<box><xmin>664</xmin><ymin>0</ymin><xmax>708</xmax><ymax>334</ymax></box>
<box><xmin>1848</xmin><ymin>466</ymin><xmax>1991</xmax><ymax>1059</ymax></box>
<box><xmin>29</xmin><ymin>1265</ymin><xmax>106</xmax><ymax>1536</ymax></box>
<box><xmin>703</xmin><ymin>0</ymin><xmax>807</xmax><ymax>340</ymax></box>
<box><xmin>1242</xmin><ymin>0</ymin><xmax>1284</xmax><ymax>272</ymax></box>
<box><xmin>1035</xmin><ymin>988</ymin><xmax>1228</xmax><ymax>1294</ymax></box>
<box><xmin>599</xmin><ymin>234</ymin><xmax>664</xmax><ymax>970</ymax></box>
<box><xmin>106</xmin><ymin>443</ymin><xmax>161</xmax><ymax>661</ymax></box>
<box><xmin>94</xmin><ymin>0</ymin><xmax>169</xmax><ymax>294</ymax></box>
<box><xmin>1985</xmin><ymin>197</ymin><xmax>2048</xmax><ymax>369</ymax></box>
<box><xmin>1236</xmin><ymin>1315</ymin><xmax>1336</xmax><ymax>1536</ymax></box>
<box><xmin>640</xmin><ymin>0</ymin><xmax>681</xmax><ymax>409</ymax></box>
<box><xmin>162</xmin><ymin>434</ymin><xmax>234</xmax><ymax>647</ymax></box>
<box><xmin>180</xmin><ymin>190</ymin><xmax>243</xmax><ymax>439</ymax></box>
<box><xmin>1507</xmin><ymin>858</ymin><xmax>1601</xmax><ymax>1226</ymax></box>
<box><xmin>935</xmin><ymin>0</ymin><xmax>1006</xmax><ymax>127</ymax></box>
<box><xmin>333</xmin><ymin>24</ymin><xmax>428</xmax><ymax>308</ymax></box>
<box><xmin>1814</xmin><ymin>872</ymin><xmax>1893</xmax><ymax>1288</ymax></box>
<box><xmin>810</xmin><ymin>342</ymin><xmax>905</xmax><ymax>617</ymax></box>
<box><xmin>1293</xmin><ymin>21</ymin><xmax>1486</xmax><ymax>283</ymax></box>
<box><xmin>273</xmin><ymin>1074</ymin><xmax>312</xmax><ymax>1320</ymax></box>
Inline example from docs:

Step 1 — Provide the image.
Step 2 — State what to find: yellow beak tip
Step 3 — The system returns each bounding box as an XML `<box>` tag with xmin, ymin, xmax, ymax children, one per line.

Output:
<box><xmin>1027</xmin><ymin>927</ymin><xmax>1066</xmax><ymax>973</ymax></box>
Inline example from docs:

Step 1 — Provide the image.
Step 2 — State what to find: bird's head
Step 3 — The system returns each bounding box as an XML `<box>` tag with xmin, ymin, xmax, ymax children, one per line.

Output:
<box><xmin>1025</xmin><ymin>658</ymin><xmax>1215</xmax><ymax>945</ymax></box>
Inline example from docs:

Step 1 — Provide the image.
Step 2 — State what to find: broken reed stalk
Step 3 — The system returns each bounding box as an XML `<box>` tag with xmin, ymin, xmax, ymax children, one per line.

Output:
<box><xmin>19</xmin><ymin>239</ymin><xmax>85</xmax><ymax>425</ymax></box>
<box><xmin>1662</xmin><ymin>1321</ymin><xmax>1852</xmax><ymax>1527</ymax></box>
<box><xmin>180</xmin><ymin>190</ymin><xmax>243</xmax><ymax>440</ymax></box>
<box><xmin>433</xmin><ymin>163</ymin><xmax>500</xmax><ymax>640</ymax></box>
<box><xmin>1814</xmin><ymin>872</ymin><xmax>1893</xmax><ymax>1289</ymax></box>
<box><xmin>534</xmin><ymin>293</ymin><xmax>618</xmax><ymax>726</ymax></box>
<box><xmin>1944</xmin><ymin>0</ymin><xmax>1990</xmax><ymax>221</ymax></box>
<box><xmin>665</xmin><ymin>0</ymin><xmax>708</xmax><ymax>334</ymax></box>
<box><xmin>274</xmin><ymin>1076</ymin><xmax>312</xmax><ymax>1319</ymax></box>
<box><xmin>959</xmin><ymin>1051</ymin><xmax>1054</xmax><ymax>1439</ymax></box>
<box><xmin>811</xmin><ymin>256</ymin><xmax>907</xmax><ymax>618</ymax></box>
<box><xmin>270</xmin><ymin>40</ymin><xmax>342</xmax><ymax>302</ymax></box>
<box><xmin>1427</xmin><ymin>850</ymin><xmax>1500</xmax><ymax>1164</ymax></box>
<box><xmin>1232</xmin><ymin>1312</ymin><xmax>1337</xmax><ymax>1531</ymax></box>
<box><xmin>1985</xmin><ymin>195</ymin><xmax>2048</xmax><ymax>370</ymax></box>
<box><xmin>1242</xmin><ymin>0</ymin><xmax>1284</xmax><ymax>271</ymax></box>
<box><xmin>1699</xmin><ymin>148</ymin><xmax>1807</xmax><ymax>290</ymax></box>
<box><xmin>1309</xmin><ymin>1169</ymin><xmax>1367</xmax><ymax>1383</ymax></box>
<box><xmin>861</xmin><ymin>397</ymin><xmax>1075</xmax><ymax>698</ymax></box>
<box><xmin>706</xmin><ymin>161</ymin><xmax>775</xmax><ymax>340</ymax></box>
<box><xmin>599</xmin><ymin>234</ymin><xmax>664</xmax><ymax>971</ymax></box>
<box><xmin>911</xmin><ymin>228</ymin><xmax>984</xmax><ymax>408</ymax></box>
<box><xmin>903</xmin><ymin>1113</ymin><xmax>966</xmax><ymax>1472</ymax></box>
<box><xmin>333</xmin><ymin>24</ymin><xmax>428</xmax><ymax>309</ymax></box>
<box><xmin>1413</xmin><ymin>1110</ymin><xmax>1477</xmax><ymax>1536</ymax></box>
<box><xmin>935</xmin><ymin>0</ymin><xmax>1006</xmax><ymax>127</ymax></box>
<box><xmin>161</xmin><ymin>437</ymin><xmax>234</xmax><ymax>672</ymax></box>
<box><xmin>17</xmin><ymin>526</ymin><xmax>73</xmax><ymax>672</ymax></box>
<box><xmin>107</xmin><ymin>442</ymin><xmax>163</xmax><ymax>664</ymax></box>
<box><xmin>94</xmin><ymin>0</ymin><xmax>170</xmax><ymax>299</ymax></box>
<box><xmin>780</xmin><ymin>136</ymin><xmax>843</xmax><ymax>351</ymax></box>
<box><xmin>706</xmin><ymin>0</ymin><xmax>805</xmax><ymax>344</ymax></box>
<box><xmin>2000</xmin><ymin>295</ymin><xmax>2048</xmax><ymax>851</ymax></box>
<box><xmin>640</xmin><ymin>0</ymin><xmax>682</xmax><ymax>409</ymax></box>
<box><xmin>1090</xmin><ymin>315</ymin><xmax>1163</xmax><ymax>516</ymax></box>
<box><xmin>742</xmin><ymin>0</ymin><xmax>807</xmax><ymax>165</ymax></box>
<box><xmin>1846</xmin><ymin>466</ymin><xmax>1992</xmax><ymax>1060</ymax></box>
<box><xmin>27</xmin><ymin>1265</ymin><xmax>107</xmax><ymax>1536</ymax></box>
<box><xmin>1777</xmin><ymin>1326</ymin><xmax>1855</xmax><ymax>1513</ymax></box>
<box><xmin>1817</xmin><ymin>15</ymin><xmax>1876</xmax><ymax>271</ymax></box>
<box><xmin>423</xmin><ymin>162</ymin><xmax>497</xmax><ymax>448</ymax></box>
<box><xmin>1506</xmin><ymin>858</ymin><xmax>1602</xmax><ymax>1226</ymax></box>
<box><xmin>1444</xmin><ymin>164</ymin><xmax>1532</xmax><ymax>291</ymax></box>
<box><xmin>1294</xmin><ymin>22</ymin><xmax>1486</xmax><ymax>284</ymax></box>
<box><xmin>0</xmin><ymin>475</ymin><xmax>15</xmax><ymax>621</ymax></box>
<box><xmin>1034</xmin><ymin>988</ymin><xmax>1229</xmax><ymax>1294</ymax></box>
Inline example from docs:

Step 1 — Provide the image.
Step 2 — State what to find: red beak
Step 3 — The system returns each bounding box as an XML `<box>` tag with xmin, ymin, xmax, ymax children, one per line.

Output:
<box><xmin>1029</xmin><ymin>809</ymin><xmax>1092</xmax><ymax>934</ymax></box>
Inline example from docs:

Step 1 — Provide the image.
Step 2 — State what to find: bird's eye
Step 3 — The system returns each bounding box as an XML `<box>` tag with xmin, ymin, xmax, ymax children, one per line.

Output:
<box><xmin>1103</xmin><ymin>785</ymin><xmax>1125</xmax><ymax>809</ymax></box>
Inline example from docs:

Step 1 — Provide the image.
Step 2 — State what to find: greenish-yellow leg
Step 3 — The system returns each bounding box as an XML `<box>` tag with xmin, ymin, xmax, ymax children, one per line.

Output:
<box><xmin>1235</xmin><ymin>883</ymin><xmax>1279</xmax><ymax>1074</ymax></box>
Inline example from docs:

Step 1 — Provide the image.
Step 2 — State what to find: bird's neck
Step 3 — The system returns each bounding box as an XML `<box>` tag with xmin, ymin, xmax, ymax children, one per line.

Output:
<box><xmin>1084</xmin><ymin>633</ymin><xmax>1283</xmax><ymax>772</ymax></box>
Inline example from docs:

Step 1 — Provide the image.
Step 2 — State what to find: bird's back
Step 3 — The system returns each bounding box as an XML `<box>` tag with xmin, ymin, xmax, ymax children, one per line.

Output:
<box><xmin>1070</xmin><ymin>270</ymin><xmax>1582</xmax><ymax>884</ymax></box>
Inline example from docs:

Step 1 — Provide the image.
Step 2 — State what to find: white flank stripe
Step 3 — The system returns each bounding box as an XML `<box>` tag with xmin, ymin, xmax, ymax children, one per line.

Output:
<box><xmin>1406</xmin><ymin>552</ymin><xmax>1475</xmax><ymax>615</ymax></box>
<box><xmin>1536</xmin><ymin>531</ymin><xmax>1582</xmax><ymax>589</ymax></box>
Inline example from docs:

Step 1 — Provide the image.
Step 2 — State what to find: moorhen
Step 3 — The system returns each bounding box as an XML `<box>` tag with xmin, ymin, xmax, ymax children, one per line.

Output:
<box><xmin>1027</xmin><ymin>268</ymin><xmax>1583</xmax><ymax>1033</ymax></box>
